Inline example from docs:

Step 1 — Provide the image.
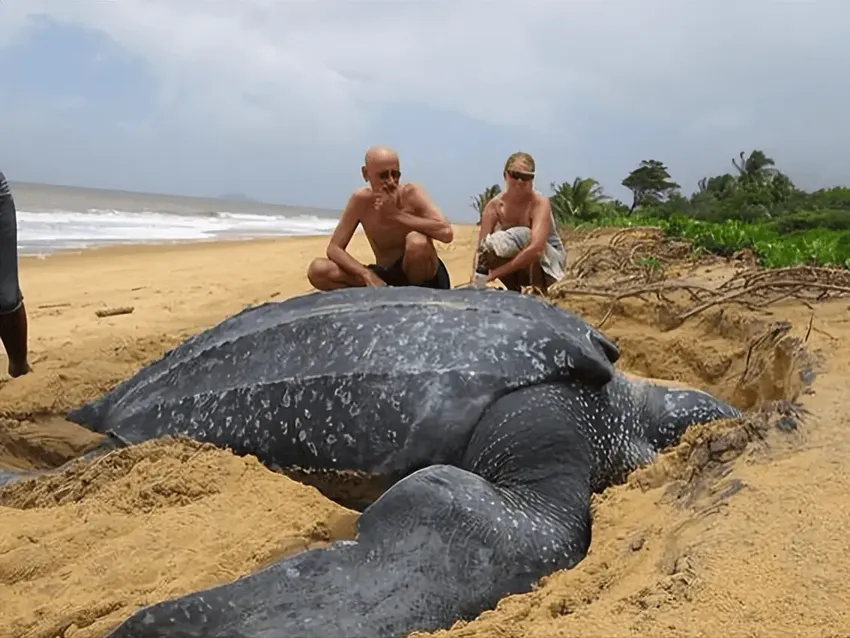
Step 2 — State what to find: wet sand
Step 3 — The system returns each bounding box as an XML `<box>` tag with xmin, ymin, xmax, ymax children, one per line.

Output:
<box><xmin>1</xmin><ymin>225</ymin><xmax>848</xmax><ymax>637</ymax></box>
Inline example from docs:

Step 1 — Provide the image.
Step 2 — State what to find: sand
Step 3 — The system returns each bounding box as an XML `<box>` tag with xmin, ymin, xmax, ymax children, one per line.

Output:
<box><xmin>1</xmin><ymin>225</ymin><xmax>848</xmax><ymax>638</ymax></box>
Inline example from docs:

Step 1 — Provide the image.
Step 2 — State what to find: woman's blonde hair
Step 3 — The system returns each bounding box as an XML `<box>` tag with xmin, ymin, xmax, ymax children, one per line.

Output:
<box><xmin>504</xmin><ymin>152</ymin><xmax>536</xmax><ymax>174</ymax></box>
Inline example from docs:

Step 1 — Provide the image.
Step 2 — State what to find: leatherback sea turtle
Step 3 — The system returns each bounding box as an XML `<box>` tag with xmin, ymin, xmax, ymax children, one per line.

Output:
<box><xmin>53</xmin><ymin>286</ymin><xmax>740</xmax><ymax>638</ymax></box>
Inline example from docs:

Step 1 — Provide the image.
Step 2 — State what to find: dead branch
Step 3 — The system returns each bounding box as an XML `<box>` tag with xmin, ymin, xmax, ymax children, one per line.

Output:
<box><xmin>755</xmin><ymin>287</ymin><xmax>805</xmax><ymax>307</ymax></box>
<box><xmin>548</xmin><ymin>266</ymin><xmax>850</xmax><ymax>329</ymax></box>
<box><xmin>719</xmin><ymin>265</ymin><xmax>850</xmax><ymax>291</ymax></box>
<box><xmin>609</xmin><ymin>226</ymin><xmax>665</xmax><ymax>248</ymax></box>
<box><xmin>550</xmin><ymin>279</ymin><xmax>718</xmax><ymax>300</ymax></box>
<box><xmin>677</xmin><ymin>280</ymin><xmax>850</xmax><ymax>321</ymax></box>
<box><xmin>569</xmin><ymin>246</ymin><xmax>621</xmax><ymax>274</ymax></box>
<box><xmin>551</xmin><ymin>280</ymin><xmax>721</xmax><ymax>329</ymax></box>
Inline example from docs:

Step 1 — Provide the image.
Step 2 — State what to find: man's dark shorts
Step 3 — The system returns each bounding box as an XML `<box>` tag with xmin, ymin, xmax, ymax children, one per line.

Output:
<box><xmin>0</xmin><ymin>171</ymin><xmax>23</xmax><ymax>315</ymax></box>
<box><xmin>367</xmin><ymin>256</ymin><xmax>451</xmax><ymax>290</ymax></box>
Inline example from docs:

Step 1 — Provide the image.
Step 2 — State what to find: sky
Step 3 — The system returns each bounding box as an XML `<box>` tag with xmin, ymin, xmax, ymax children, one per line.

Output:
<box><xmin>0</xmin><ymin>0</ymin><xmax>848</xmax><ymax>222</ymax></box>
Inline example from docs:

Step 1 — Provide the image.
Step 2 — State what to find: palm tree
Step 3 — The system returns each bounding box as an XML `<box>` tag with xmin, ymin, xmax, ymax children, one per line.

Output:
<box><xmin>470</xmin><ymin>184</ymin><xmax>502</xmax><ymax>225</ymax></box>
<box><xmin>732</xmin><ymin>150</ymin><xmax>777</xmax><ymax>182</ymax></box>
<box><xmin>549</xmin><ymin>177</ymin><xmax>609</xmax><ymax>223</ymax></box>
<box><xmin>697</xmin><ymin>173</ymin><xmax>738</xmax><ymax>197</ymax></box>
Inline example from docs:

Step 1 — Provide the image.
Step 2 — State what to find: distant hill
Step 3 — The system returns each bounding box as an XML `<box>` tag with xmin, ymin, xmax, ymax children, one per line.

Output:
<box><xmin>217</xmin><ymin>192</ymin><xmax>260</xmax><ymax>203</ymax></box>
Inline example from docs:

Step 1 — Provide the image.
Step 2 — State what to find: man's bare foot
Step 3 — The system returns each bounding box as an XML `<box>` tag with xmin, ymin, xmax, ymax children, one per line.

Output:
<box><xmin>8</xmin><ymin>360</ymin><xmax>32</xmax><ymax>378</ymax></box>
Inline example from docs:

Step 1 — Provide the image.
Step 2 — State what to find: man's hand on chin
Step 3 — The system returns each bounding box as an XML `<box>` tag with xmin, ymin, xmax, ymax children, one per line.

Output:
<box><xmin>374</xmin><ymin>186</ymin><xmax>404</xmax><ymax>216</ymax></box>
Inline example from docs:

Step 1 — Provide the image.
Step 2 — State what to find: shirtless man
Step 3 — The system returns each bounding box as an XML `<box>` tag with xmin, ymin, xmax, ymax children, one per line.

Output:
<box><xmin>307</xmin><ymin>146</ymin><xmax>454</xmax><ymax>290</ymax></box>
<box><xmin>472</xmin><ymin>151</ymin><xmax>566</xmax><ymax>293</ymax></box>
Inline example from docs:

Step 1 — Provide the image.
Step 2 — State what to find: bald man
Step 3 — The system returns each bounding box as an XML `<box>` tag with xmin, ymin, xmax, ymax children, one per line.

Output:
<box><xmin>307</xmin><ymin>146</ymin><xmax>454</xmax><ymax>291</ymax></box>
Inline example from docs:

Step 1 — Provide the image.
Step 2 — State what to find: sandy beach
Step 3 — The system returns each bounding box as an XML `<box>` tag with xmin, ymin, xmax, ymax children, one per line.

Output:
<box><xmin>1</xmin><ymin>224</ymin><xmax>849</xmax><ymax>638</ymax></box>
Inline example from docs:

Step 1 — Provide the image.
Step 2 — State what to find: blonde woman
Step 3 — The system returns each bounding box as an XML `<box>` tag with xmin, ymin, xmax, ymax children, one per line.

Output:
<box><xmin>472</xmin><ymin>152</ymin><xmax>566</xmax><ymax>293</ymax></box>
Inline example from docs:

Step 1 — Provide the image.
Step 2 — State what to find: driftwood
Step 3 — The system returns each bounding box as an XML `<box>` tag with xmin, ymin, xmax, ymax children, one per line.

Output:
<box><xmin>95</xmin><ymin>306</ymin><xmax>135</xmax><ymax>318</ymax></box>
<box><xmin>37</xmin><ymin>302</ymin><xmax>72</xmax><ymax>310</ymax></box>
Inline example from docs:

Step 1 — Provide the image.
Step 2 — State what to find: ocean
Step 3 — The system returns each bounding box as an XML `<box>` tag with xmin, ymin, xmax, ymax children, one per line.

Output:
<box><xmin>8</xmin><ymin>181</ymin><xmax>341</xmax><ymax>255</ymax></box>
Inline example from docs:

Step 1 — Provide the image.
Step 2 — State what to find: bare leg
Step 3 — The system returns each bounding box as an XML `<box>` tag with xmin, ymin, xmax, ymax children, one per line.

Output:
<box><xmin>0</xmin><ymin>304</ymin><xmax>31</xmax><ymax>377</ymax></box>
<box><xmin>499</xmin><ymin>272</ymin><xmax>523</xmax><ymax>292</ymax></box>
<box><xmin>307</xmin><ymin>258</ymin><xmax>365</xmax><ymax>291</ymax></box>
<box><xmin>478</xmin><ymin>254</ymin><xmax>524</xmax><ymax>292</ymax></box>
<box><xmin>529</xmin><ymin>265</ymin><xmax>551</xmax><ymax>294</ymax></box>
<box><xmin>0</xmin><ymin>180</ymin><xmax>31</xmax><ymax>377</ymax></box>
<box><xmin>479</xmin><ymin>250</ymin><xmax>549</xmax><ymax>294</ymax></box>
<box><xmin>401</xmin><ymin>232</ymin><xmax>439</xmax><ymax>284</ymax></box>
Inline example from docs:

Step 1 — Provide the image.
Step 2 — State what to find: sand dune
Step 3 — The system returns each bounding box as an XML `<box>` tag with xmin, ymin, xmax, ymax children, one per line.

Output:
<box><xmin>1</xmin><ymin>226</ymin><xmax>847</xmax><ymax>637</ymax></box>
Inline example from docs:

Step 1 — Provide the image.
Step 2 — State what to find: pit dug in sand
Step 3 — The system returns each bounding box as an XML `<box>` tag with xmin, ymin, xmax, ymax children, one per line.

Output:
<box><xmin>0</xmin><ymin>243</ymin><xmax>846</xmax><ymax>638</ymax></box>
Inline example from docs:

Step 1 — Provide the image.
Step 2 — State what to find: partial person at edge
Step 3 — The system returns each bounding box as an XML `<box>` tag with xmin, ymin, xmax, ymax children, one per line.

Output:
<box><xmin>0</xmin><ymin>171</ymin><xmax>32</xmax><ymax>378</ymax></box>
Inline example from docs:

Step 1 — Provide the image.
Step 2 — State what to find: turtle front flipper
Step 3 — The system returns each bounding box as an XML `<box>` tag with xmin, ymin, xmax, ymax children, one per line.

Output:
<box><xmin>103</xmin><ymin>383</ymin><xmax>594</xmax><ymax>638</ymax></box>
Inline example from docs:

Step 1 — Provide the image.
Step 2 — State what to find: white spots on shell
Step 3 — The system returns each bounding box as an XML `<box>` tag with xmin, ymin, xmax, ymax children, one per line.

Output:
<box><xmin>334</xmin><ymin>385</ymin><xmax>353</xmax><ymax>406</ymax></box>
<box><xmin>106</xmin><ymin>289</ymin><xmax>617</xmax><ymax>485</ymax></box>
<box><xmin>94</xmin><ymin>290</ymin><xmax>747</xmax><ymax>637</ymax></box>
<box><xmin>553</xmin><ymin>349</ymin><xmax>566</xmax><ymax>368</ymax></box>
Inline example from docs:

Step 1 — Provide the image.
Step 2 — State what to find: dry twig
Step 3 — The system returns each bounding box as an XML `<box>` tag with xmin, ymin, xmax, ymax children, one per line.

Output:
<box><xmin>95</xmin><ymin>306</ymin><xmax>135</xmax><ymax>318</ymax></box>
<box><xmin>549</xmin><ymin>267</ymin><xmax>850</xmax><ymax>329</ymax></box>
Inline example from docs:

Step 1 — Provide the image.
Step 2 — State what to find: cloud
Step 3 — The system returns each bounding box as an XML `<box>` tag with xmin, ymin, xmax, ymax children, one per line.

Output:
<box><xmin>1</xmin><ymin>0</ymin><xmax>848</xmax><ymax>215</ymax></box>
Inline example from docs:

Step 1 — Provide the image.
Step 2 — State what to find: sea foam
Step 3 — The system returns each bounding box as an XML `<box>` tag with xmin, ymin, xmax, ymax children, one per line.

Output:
<box><xmin>16</xmin><ymin>208</ymin><xmax>339</xmax><ymax>255</ymax></box>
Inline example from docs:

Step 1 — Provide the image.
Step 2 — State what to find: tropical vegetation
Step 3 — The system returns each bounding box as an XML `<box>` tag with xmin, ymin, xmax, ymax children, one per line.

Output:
<box><xmin>469</xmin><ymin>150</ymin><xmax>850</xmax><ymax>269</ymax></box>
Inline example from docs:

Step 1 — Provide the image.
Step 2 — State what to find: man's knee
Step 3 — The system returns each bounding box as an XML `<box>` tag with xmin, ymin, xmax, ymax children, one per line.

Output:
<box><xmin>307</xmin><ymin>258</ymin><xmax>334</xmax><ymax>288</ymax></box>
<box><xmin>404</xmin><ymin>232</ymin><xmax>435</xmax><ymax>260</ymax></box>
<box><xmin>0</xmin><ymin>283</ymin><xmax>22</xmax><ymax>315</ymax></box>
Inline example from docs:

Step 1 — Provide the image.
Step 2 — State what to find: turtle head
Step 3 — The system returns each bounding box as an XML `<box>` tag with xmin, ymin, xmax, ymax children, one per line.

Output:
<box><xmin>640</xmin><ymin>382</ymin><xmax>743</xmax><ymax>452</ymax></box>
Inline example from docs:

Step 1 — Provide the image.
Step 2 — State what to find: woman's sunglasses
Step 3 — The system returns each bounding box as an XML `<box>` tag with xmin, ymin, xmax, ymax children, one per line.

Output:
<box><xmin>507</xmin><ymin>170</ymin><xmax>534</xmax><ymax>182</ymax></box>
